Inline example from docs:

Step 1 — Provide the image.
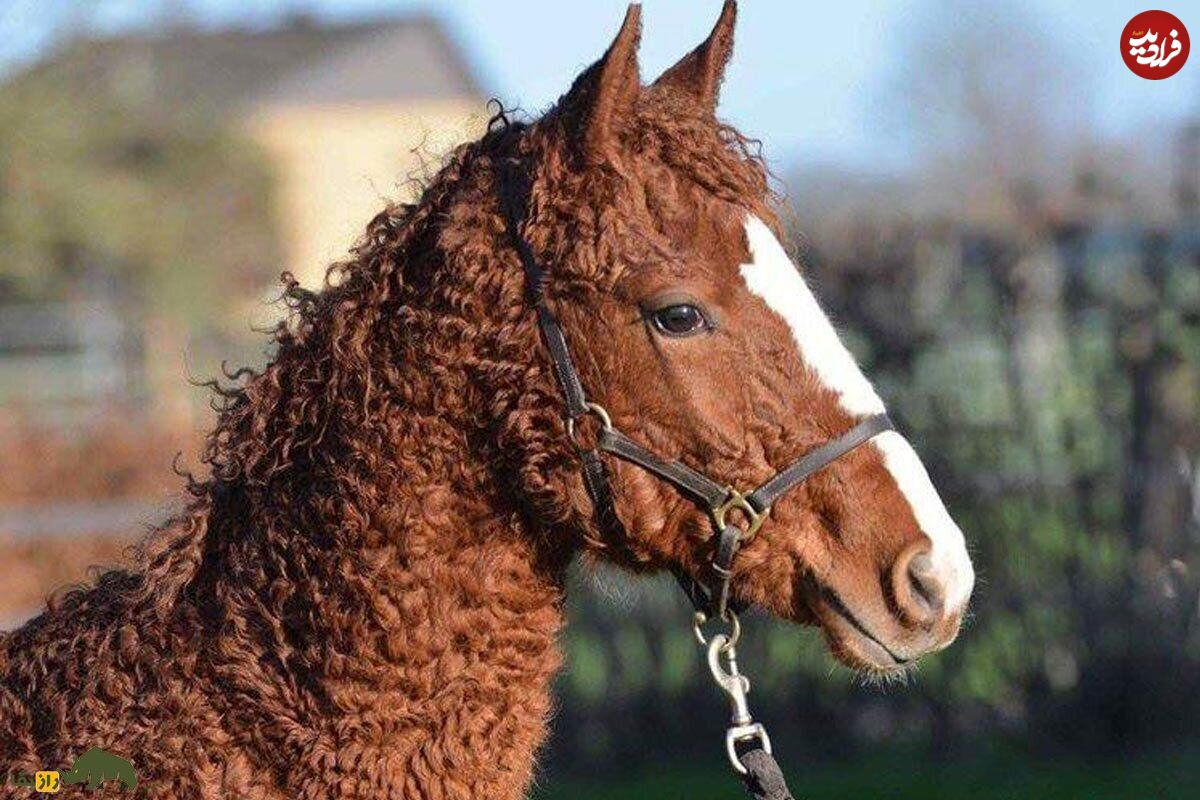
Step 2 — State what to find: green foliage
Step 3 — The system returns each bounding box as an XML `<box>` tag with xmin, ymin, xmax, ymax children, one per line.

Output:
<box><xmin>566</xmin><ymin>630</ymin><xmax>610</xmax><ymax>704</ymax></box>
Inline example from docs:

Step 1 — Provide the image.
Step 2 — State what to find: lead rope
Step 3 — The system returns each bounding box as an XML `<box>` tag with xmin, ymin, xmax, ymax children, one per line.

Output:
<box><xmin>695</xmin><ymin>612</ymin><xmax>796</xmax><ymax>800</ymax></box>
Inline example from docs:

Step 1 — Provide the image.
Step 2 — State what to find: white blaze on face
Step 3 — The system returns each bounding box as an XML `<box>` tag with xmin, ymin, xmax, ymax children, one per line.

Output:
<box><xmin>739</xmin><ymin>215</ymin><xmax>974</xmax><ymax>610</ymax></box>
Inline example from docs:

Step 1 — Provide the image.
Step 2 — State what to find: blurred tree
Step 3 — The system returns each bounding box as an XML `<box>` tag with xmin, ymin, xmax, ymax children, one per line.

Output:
<box><xmin>0</xmin><ymin>51</ymin><xmax>278</xmax><ymax>320</ymax></box>
<box><xmin>883</xmin><ymin>0</ymin><xmax>1180</xmax><ymax>226</ymax></box>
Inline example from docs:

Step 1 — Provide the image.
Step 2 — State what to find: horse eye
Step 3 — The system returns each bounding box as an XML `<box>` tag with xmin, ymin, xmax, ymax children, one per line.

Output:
<box><xmin>649</xmin><ymin>303</ymin><xmax>710</xmax><ymax>337</ymax></box>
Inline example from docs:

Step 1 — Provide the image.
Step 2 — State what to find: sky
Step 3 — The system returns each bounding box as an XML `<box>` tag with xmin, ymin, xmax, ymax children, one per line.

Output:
<box><xmin>2</xmin><ymin>0</ymin><xmax>1199</xmax><ymax>176</ymax></box>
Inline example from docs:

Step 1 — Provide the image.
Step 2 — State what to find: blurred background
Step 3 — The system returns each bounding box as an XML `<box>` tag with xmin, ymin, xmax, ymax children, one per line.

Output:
<box><xmin>1</xmin><ymin>1</ymin><xmax>1197</xmax><ymax>798</ymax></box>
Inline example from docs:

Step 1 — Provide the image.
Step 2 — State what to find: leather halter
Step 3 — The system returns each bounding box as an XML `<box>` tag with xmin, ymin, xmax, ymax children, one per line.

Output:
<box><xmin>498</xmin><ymin>160</ymin><xmax>893</xmax><ymax>619</ymax></box>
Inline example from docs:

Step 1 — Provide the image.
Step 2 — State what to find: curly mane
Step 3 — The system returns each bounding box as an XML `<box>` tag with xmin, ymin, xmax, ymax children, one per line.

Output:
<box><xmin>117</xmin><ymin>90</ymin><xmax>771</xmax><ymax>606</ymax></box>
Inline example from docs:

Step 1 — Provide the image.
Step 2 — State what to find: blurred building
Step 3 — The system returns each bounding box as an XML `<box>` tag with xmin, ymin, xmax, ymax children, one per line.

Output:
<box><xmin>230</xmin><ymin>16</ymin><xmax>486</xmax><ymax>288</ymax></box>
<box><xmin>0</xmin><ymin>14</ymin><xmax>485</xmax><ymax>423</ymax></box>
<box><xmin>34</xmin><ymin>13</ymin><xmax>485</xmax><ymax>287</ymax></box>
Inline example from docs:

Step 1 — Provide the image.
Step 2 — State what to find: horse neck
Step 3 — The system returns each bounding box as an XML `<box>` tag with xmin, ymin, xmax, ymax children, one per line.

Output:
<box><xmin>188</xmin><ymin>262</ymin><xmax>572</xmax><ymax>798</ymax></box>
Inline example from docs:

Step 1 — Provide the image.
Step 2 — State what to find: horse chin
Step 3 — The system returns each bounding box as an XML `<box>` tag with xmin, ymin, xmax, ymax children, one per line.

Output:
<box><xmin>817</xmin><ymin>614</ymin><xmax>915</xmax><ymax>679</ymax></box>
<box><xmin>792</xmin><ymin>585</ymin><xmax>917</xmax><ymax>679</ymax></box>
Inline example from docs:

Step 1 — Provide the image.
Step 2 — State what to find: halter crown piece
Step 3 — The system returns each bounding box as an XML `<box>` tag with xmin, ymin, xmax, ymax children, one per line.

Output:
<box><xmin>498</xmin><ymin>156</ymin><xmax>891</xmax><ymax>800</ymax></box>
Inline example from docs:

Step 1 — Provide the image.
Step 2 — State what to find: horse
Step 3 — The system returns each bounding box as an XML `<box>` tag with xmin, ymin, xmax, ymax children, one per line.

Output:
<box><xmin>0</xmin><ymin>3</ymin><xmax>973</xmax><ymax>798</ymax></box>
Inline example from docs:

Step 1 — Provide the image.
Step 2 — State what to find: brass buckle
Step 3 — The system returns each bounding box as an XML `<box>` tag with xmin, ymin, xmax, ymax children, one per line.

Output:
<box><xmin>711</xmin><ymin>487</ymin><xmax>767</xmax><ymax>540</ymax></box>
<box><xmin>566</xmin><ymin>402</ymin><xmax>612</xmax><ymax>450</ymax></box>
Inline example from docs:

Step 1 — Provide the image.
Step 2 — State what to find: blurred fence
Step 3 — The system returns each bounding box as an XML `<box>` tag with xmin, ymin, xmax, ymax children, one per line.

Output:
<box><xmin>0</xmin><ymin>295</ymin><xmax>144</xmax><ymax>414</ymax></box>
<box><xmin>0</xmin><ymin>413</ymin><xmax>193</xmax><ymax>623</ymax></box>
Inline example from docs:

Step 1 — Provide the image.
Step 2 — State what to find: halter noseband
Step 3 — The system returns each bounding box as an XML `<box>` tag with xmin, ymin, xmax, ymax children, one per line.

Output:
<box><xmin>498</xmin><ymin>160</ymin><xmax>893</xmax><ymax>621</ymax></box>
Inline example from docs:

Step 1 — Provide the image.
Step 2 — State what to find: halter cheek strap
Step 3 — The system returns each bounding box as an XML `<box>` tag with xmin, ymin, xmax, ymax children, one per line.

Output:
<box><xmin>498</xmin><ymin>159</ymin><xmax>893</xmax><ymax>620</ymax></box>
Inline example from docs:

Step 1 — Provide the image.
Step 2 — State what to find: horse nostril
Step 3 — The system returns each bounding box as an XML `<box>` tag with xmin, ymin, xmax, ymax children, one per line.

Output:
<box><xmin>892</xmin><ymin>546</ymin><xmax>946</xmax><ymax>628</ymax></box>
<box><xmin>908</xmin><ymin>553</ymin><xmax>943</xmax><ymax>609</ymax></box>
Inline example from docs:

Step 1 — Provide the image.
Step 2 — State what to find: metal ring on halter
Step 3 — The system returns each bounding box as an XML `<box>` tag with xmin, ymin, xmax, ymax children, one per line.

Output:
<box><xmin>692</xmin><ymin>608</ymin><xmax>741</xmax><ymax>650</ymax></box>
<box><xmin>566</xmin><ymin>402</ymin><xmax>612</xmax><ymax>449</ymax></box>
<box><xmin>711</xmin><ymin>487</ymin><xmax>768</xmax><ymax>541</ymax></box>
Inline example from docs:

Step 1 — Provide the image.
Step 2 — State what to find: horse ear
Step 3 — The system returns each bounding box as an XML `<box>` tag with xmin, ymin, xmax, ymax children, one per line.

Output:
<box><xmin>560</xmin><ymin>4</ymin><xmax>642</xmax><ymax>160</ymax></box>
<box><xmin>651</xmin><ymin>0</ymin><xmax>736</xmax><ymax>112</ymax></box>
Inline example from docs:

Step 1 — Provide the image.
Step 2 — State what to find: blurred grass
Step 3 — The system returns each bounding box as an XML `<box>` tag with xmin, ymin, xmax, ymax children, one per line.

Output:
<box><xmin>531</xmin><ymin>744</ymin><xmax>1198</xmax><ymax>800</ymax></box>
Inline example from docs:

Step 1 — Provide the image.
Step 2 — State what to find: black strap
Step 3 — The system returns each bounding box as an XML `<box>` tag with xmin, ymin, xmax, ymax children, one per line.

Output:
<box><xmin>747</xmin><ymin>413</ymin><xmax>893</xmax><ymax>511</ymax></box>
<box><xmin>499</xmin><ymin>157</ymin><xmax>628</xmax><ymax>549</ymax></box>
<box><xmin>534</xmin><ymin>304</ymin><xmax>589</xmax><ymax>418</ymax></box>
<box><xmin>580</xmin><ymin>449</ymin><xmax>621</xmax><ymax>535</ymax></box>
<box><xmin>599</xmin><ymin>415</ymin><xmax>895</xmax><ymax>518</ymax></box>
<box><xmin>709</xmin><ymin>524</ymin><xmax>743</xmax><ymax>619</ymax></box>
<box><xmin>739</xmin><ymin>748</ymin><xmax>796</xmax><ymax>800</ymax></box>
<box><xmin>499</xmin><ymin>162</ymin><xmax>590</xmax><ymax>419</ymax></box>
<box><xmin>599</xmin><ymin>414</ymin><xmax>894</xmax><ymax>620</ymax></box>
<box><xmin>673</xmin><ymin>568</ymin><xmax>751</xmax><ymax>618</ymax></box>
<box><xmin>598</xmin><ymin>428</ymin><xmax>730</xmax><ymax>509</ymax></box>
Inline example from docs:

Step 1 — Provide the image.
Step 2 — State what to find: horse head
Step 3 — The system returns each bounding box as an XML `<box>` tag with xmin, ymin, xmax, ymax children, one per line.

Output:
<box><xmin>503</xmin><ymin>1</ymin><xmax>974</xmax><ymax>674</ymax></box>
